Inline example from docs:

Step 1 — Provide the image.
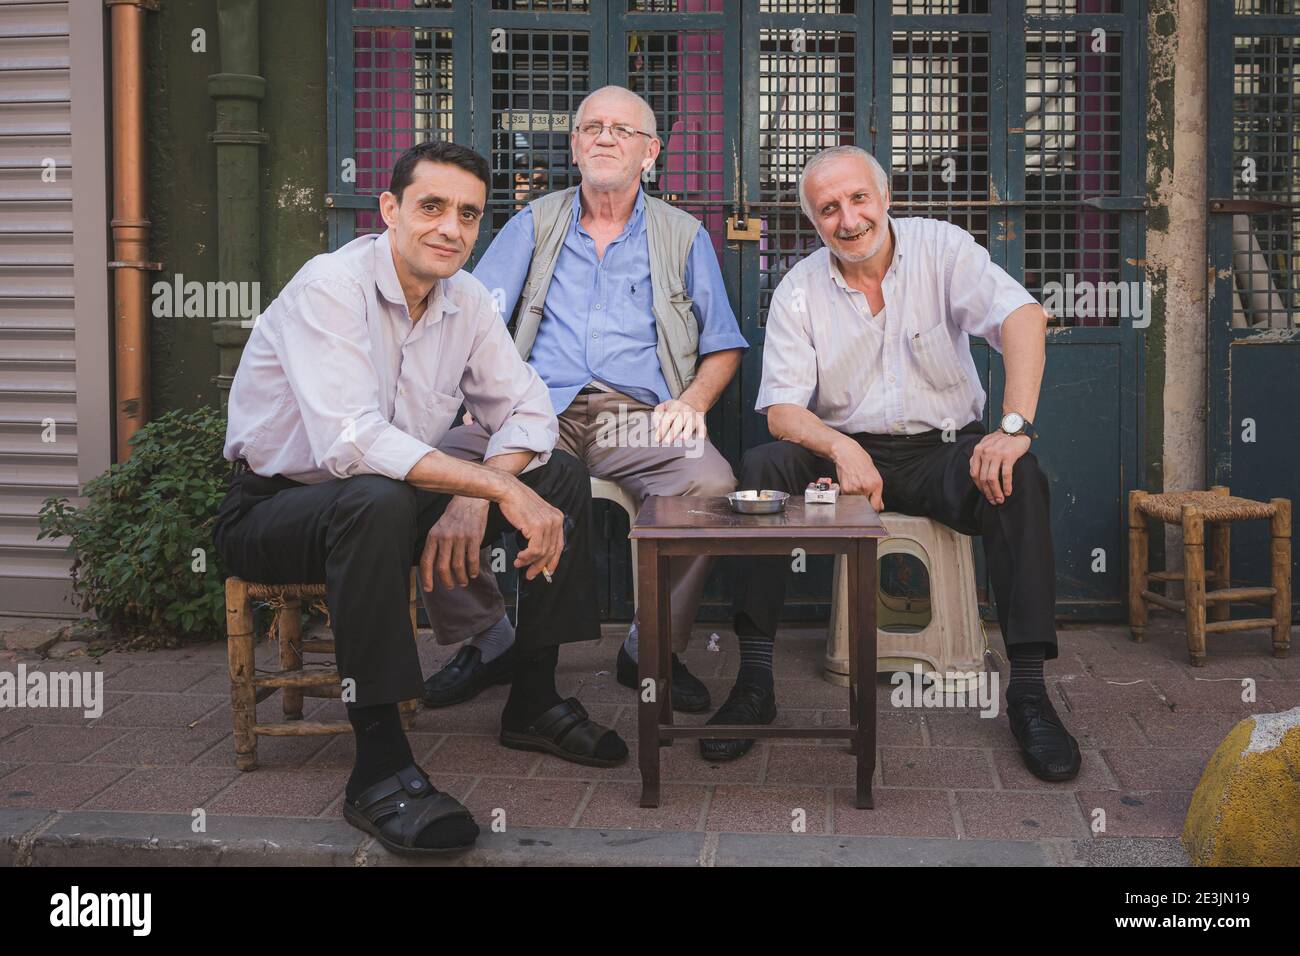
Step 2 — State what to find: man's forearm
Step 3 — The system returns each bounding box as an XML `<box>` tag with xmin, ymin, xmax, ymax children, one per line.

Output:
<box><xmin>766</xmin><ymin>404</ymin><xmax>855</xmax><ymax>461</ymax></box>
<box><xmin>679</xmin><ymin>348</ymin><xmax>743</xmax><ymax>412</ymax></box>
<box><xmin>482</xmin><ymin>450</ymin><xmax>535</xmax><ymax>478</ymax></box>
<box><xmin>1000</xmin><ymin>303</ymin><xmax>1048</xmax><ymax>423</ymax></box>
<box><xmin>404</xmin><ymin>449</ymin><xmax>520</xmax><ymax>502</ymax></box>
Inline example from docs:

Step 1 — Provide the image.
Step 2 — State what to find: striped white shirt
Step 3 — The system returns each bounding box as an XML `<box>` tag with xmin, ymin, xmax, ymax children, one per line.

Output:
<box><xmin>755</xmin><ymin>216</ymin><xmax>1037</xmax><ymax>435</ymax></box>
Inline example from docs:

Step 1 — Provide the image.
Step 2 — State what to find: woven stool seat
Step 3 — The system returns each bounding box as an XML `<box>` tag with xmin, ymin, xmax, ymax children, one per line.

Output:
<box><xmin>1136</xmin><ymin>491</ymin><xmax>1277</xmax><ymax>524</ymax></box>
<box><xmin>1128</xmin><ymin>486</ymin><xmax>1290</xmax><ymax>665</ymax></box>
<box><xmin>245</xmin><ymin>581</ymin><xmax>326</xmax><ymax>600</ymax></box>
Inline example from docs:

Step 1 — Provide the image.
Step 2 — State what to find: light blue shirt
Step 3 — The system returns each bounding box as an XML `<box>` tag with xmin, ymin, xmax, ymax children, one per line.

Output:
<box><xmin>473</xmin><ymin>188</ymin><xmax>749</xmax><ymax>413</ymax></box>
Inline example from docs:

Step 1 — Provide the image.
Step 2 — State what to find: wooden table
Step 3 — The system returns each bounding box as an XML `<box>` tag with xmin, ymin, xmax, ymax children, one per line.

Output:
<box><xmin>631</xmin><ymin>494</ymin><xmax>887</xmax><ymax>809</ymax></box>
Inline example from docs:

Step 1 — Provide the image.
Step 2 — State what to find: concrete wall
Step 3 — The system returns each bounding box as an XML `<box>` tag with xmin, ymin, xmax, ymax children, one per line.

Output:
<box><xmin>1145</xmin><ymin>0</ymin><xmax>1208</xmax><ymax>564</ymax></box>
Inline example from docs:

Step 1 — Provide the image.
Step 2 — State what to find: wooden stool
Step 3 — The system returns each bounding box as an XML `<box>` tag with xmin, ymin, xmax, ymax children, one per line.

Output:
<box><xmin>1128</xmin><ymin>486</ymin><xmax>1291</xmax><ymax>665</ymax></box>
<box><xmin>225</xmin><ymin>569</ymin><xmax>421</xmax><ymax>770</ymax></box>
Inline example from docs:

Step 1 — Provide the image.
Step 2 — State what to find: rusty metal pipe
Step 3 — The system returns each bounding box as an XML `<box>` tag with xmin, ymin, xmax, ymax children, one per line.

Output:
<box><xmin>107</xmin><ymin>0</ymin><xmax>156</xmax><ymax>460</ymax></box>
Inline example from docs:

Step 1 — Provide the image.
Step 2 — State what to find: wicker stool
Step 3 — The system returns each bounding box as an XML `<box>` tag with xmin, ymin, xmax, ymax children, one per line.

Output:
<box><xmin>1128</xmin><ymin>486</ymin><xmax>1291</xmax><ymax>665</ymax></box>
<box><xmin>225</xmin><ymin>569</ymin><xmax>421</xmax><ymax>770</ymax></box>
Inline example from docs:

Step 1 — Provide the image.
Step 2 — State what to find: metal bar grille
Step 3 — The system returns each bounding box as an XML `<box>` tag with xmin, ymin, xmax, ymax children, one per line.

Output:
<box><xmin>352</xmin><ymin>25</ymin><xmax>456</xmax><ymax>234</ymax></box>
<box><xmin>755</xmin><ymin>25</ymin><xmax>858</xmax><ymax>324</ymax></box>
<box><xmin>353</xmin><ymin>1</ymin><xmax>455</xmax><ymax>9</ymax></box>
<box><xmin>1022</xmin><ymin>27</ymin><xmax>1124</xmax><ymax>321</ymax></box>
<box><xmin>1025</xmin><ymin>1</ymin><xmax>1121</xmax><ymax>13</ymax></box>
<box><xmin>626</xmin><ymin>30</ymin><xmax>728</xmax><ymax>248</ymax></box>
<box><xmin>892</xmin><ymin>1</ymin><xmax>987</xmax><ymax>12</ymax></box>
<box><xmin>486</xmin><ymin>28</ymin><xmax>590</xmax><ymax>235</ymax></box>
<box><xmin>1234</xmin><ymin>0</ymin><xmax>1300</xmax><ymax>14</ymax></box>
<box><xmin>890</xmin><ymin>30</ymin><xmax>991</xmax><ymax>245</ymax></box>
<box><xmin>1228</xmin><ymin>31</ymin><xmax>1299</xmax><ymax>328</ymax></box>
<box><xmin>492</xmin><ymin>0</ymin><xmax>590</xmax><ymax>11</ymax></box>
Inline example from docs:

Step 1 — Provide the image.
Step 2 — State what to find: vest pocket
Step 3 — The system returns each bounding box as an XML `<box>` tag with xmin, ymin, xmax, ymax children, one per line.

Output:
<box><xmin>908</xmin><ymin>323</ymin><xmax>968</xmax><ymax>391</ymax></box>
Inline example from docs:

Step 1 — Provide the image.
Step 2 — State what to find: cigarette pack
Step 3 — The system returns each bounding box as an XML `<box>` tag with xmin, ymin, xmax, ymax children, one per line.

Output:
<box><xmin>804</xmin><ymin>478</ymin><xmax>839</xmax><ymax>504</ymax></box>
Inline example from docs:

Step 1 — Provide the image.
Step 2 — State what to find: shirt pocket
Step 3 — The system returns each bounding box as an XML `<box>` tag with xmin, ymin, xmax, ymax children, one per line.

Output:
<box><xmin>422</xmin><ymin>388</ymin><xmax>466</xmax><ymax>449</ymax></box>
<box><xmin>908</xmin><ymin>323</ymin><xmax>968</xmax><ymax>391</ymax></box>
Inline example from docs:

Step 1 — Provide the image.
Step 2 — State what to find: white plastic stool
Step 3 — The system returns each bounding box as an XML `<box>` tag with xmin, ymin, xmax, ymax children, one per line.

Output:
<box><xmin>825</xmin><ymin>512</ymin><xmax>985</xmax><ymax>691</ymax></box>
<box><xmin>591</xmin><ymin>477</ymin><xmax>639</xmax><ymax>604</ymax></box>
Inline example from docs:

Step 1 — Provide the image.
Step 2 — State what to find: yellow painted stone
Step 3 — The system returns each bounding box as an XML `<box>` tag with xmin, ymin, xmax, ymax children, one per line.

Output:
<box><xmin>1182</xmin><ymin>706</ymin><xmax>1300</xmax><ymax>866</ymax></box>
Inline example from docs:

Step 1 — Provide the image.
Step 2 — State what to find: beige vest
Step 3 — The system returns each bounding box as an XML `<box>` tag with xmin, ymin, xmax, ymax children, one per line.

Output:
<box><xmin>511</xmin><ymin>186</ymin><xmax>702</xmax><ymax>399</ymax></box>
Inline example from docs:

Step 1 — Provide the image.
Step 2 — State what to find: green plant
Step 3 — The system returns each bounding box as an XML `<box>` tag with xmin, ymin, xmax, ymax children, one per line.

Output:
<box><xmin>38</xmin><ymin>405</ymin><xmax>230</xmax><ymax>645</ymax></box>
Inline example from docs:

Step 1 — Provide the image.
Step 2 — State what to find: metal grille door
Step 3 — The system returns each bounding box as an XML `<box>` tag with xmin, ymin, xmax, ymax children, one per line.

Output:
<box><xmin>1207</xmin><ymin>0</ymin><xmax>1300</xmax><ymax>603</ymax></box>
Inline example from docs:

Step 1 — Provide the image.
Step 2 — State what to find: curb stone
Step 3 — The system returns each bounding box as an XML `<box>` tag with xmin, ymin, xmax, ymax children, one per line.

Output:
<box><xmin>0</xmin><ymin>808</ymin><xmax>1176</xmax><ymax>867</ymax></box>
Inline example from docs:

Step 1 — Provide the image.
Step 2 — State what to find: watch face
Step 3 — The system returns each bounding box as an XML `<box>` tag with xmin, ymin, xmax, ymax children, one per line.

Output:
<box><xmin>1002</xmin><ymin>412</ymin><xmax>1024</xmax><ymax>434</ymax></box>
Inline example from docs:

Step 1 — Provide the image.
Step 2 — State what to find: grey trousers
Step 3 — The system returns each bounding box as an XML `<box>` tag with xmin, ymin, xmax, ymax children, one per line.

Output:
<box><xmin>426</xmin><ymin>388</ymin><xmax>737</xmax><ymax>653</ymax></box>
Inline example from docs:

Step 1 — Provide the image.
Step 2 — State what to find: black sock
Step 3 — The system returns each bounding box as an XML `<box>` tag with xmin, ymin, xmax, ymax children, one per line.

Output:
<box><xmin>345</xmin><ymin>702</ymin><xmax>413</xmax><ymax>802</ymax></box>
<box><xmin>1006</xmin><ymin>642</ymin><xmax>1047</xmax><ymax>704</ymax></box>
<box><xmin>737</xmin><ymin>636</ymin><xmax>775</xmax><ymax>689</ymax></box>
<box><xmin>501</xmin><ymin>645</ymin><xmax>624</xmax><ymax>761</ymax></box>
<box><xmin>502</xmin><ymin>645</ymin><xmax>562</xmax><ymax>730</ymax></box>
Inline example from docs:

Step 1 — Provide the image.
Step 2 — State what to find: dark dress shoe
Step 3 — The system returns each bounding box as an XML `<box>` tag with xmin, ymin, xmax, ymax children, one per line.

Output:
<box><xmin>699</xmin><ymin>681</ymin><xmax>777</xmax><ymax>762</ymax></box>
<box><xmin>615</xmin><ymin>644</ymin><xmax>711</xmax><ymax>713</ymax></box>
<box><xmin>1007</xmin><ymin>692</ymin><xmax>1082</xmax><ymax>781</ymax></box>
<box><xmin>421</xmin><ymin>645</ymin><xmax>515</xmax><ymax>709</ymax></box>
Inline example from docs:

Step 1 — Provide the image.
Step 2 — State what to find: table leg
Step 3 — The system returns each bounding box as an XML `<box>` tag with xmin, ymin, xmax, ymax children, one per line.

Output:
<box><xmin>657</xmin><ymin>553</ymin><xmax>674</xmax><ymax>743</ymax></box>
<box><xmin>637</xmin><ymin>540</ymin><xmax>662</xmax><ymax>808</ymax></box>
<box><xmin>851</xmin><ymin>539</ymin><xmax>877</xmax><ymax>809</ymax></box>
<box><xmin>845</xmin><ymin>548</ymin><xmax>859</xmax><ymax>732</ymax></box>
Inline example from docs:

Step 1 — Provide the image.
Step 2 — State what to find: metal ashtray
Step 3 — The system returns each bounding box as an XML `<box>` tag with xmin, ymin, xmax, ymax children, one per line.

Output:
<box><xmin>727</xmin><ymin>489</ymin><xmax>790</xmax><ymax>514</ymax></box>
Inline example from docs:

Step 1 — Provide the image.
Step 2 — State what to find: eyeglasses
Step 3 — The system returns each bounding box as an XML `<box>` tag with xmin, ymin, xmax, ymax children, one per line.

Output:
<box><xmin>575</xmin><ymin>121</ymin><xmax>654</xmax><ymax>142</ymax></box>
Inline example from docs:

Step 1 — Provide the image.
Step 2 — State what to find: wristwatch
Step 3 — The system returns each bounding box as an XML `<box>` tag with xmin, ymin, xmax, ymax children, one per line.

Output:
<box><xmin>999</xmin><ymin>411</ymin><xmax>1037</xmax><ymax>440</ymax></box>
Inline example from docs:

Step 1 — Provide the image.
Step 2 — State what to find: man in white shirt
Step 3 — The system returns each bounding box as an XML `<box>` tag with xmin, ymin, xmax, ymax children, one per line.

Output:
<box><xmin>707</xmin><ymin>145</ymin><xmax>1080</xmax><ymax>783</ymax></box>
<box><xmin>216</xmin><ymin>141</ymin><xmax>628</xmax><ymax>857</ymax></box>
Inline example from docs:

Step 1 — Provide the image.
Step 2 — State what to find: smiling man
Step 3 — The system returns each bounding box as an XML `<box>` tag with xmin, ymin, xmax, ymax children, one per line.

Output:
<box><xmin>712</xmin><ymin>145</ymin><xmax>1081</xmax><ymax>783</ymax></box>
<box><xmin>420</xmin><ymin>86</ymin><xmax>747</xmax><ymax>715</ymax></box>
<box><xmin>215</xmin><ymin>141</ymin><xmax>627</xmax><ymax>857</ymax></box>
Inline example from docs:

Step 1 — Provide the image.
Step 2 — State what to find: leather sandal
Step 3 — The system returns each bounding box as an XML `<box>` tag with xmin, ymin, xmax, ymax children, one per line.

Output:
<box><xmin>499</xmin><ymin>697</ymin><xmax>628</xmax><ymax>768</ymax></box>
<box><xmin>342</xmin><ymin>764</ymin><xmax>479</xmax><ymax>856</ymax></box>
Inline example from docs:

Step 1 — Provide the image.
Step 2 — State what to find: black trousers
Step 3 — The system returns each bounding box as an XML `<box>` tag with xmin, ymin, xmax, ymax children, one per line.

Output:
<box><xmin>733</xmin><ymin>423</ymin><xmax>1059</xmax><ymax>659</ymax></box>
<box><xmin>213</xmin><ymin>451</ymin><xmax>600</xmax><ymax>708</ymax></box>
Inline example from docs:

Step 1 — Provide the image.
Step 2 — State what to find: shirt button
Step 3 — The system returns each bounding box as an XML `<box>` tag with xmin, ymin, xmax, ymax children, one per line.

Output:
<box><xmin>398</xmin><ymin>386</ymin><xmax>406</xmax><ymax>396</ymax></box>
<box><xmin>888</xmin><ymin>375</ymin><xmax>895</xmax><ymax>383</ymax></box>
<box><xmin>592</xmin><ymin>332</ymin><xmax>599</xmax><ymax>339</ymax></box>
<box><xmin>595</xmin><ymin>303</ymin><xmax>603</xmax><ymax>310</ymax></box>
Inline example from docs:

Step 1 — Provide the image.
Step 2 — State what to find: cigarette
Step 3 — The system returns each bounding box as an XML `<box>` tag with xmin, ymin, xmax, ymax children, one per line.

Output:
<box><xmin>542</xmin><ymin>568</ymin><xmax>553</xmax><ymax>584</ymax></box>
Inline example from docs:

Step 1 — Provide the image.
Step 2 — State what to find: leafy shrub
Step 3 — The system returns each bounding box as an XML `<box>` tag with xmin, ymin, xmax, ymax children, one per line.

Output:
<box><xmin>38</xmin><ymin>406</ymin><xmax>230</xmax><ymax>645</ymax></box>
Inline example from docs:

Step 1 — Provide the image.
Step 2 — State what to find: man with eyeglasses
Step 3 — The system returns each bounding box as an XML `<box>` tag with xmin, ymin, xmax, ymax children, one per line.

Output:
<box><xmin>422</xmin><ymin>85</ymin><xmax>748</xmax><ymax>719</ymax></box>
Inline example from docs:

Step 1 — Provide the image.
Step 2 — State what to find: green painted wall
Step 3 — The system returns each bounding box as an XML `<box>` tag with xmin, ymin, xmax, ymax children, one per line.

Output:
<box><xmin>260</xmin><ymin>0</ymin><xmax>329</xmax><ymax>298</ymax></box>
<box><xmin>146</xmin><ymin>0</ymin><xmax>327</xmax><ymax>415</ymax></box>
<box><xmin>146</xmin><ymin>0</ymin><xmax>220</xmax><ymax>414</ymax></box>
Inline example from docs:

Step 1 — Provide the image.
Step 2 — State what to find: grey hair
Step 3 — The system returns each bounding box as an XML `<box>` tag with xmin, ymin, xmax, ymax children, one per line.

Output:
<box><xmin>798</xmin><ymin>145</ymin><xmax>890</xmax><ymax>220</ymax></box>
<box><xmin>573</xmin><ymin>85</ymin><xmax>658</xmax><ymax>140</ymax></box>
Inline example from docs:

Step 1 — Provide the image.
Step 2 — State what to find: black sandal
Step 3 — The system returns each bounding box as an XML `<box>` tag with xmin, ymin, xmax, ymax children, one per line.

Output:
<box><xmin>342</xmin><ymin>764</ymin><xmax>479</xmax><ymax>856</ymax></box>
<box><xmin>499</xmin><ymin>698</ymin><xmax>628</xmax><ymax>768</ymax></box>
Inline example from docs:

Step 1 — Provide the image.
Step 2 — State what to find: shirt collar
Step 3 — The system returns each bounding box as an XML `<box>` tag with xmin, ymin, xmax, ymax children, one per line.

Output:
<box><xmin>375</xmin><ymin>229</ymin><xmax>462</xmax><ymax>325</ymax></box>
<box><xmin>824</xmin><ymin>215</ymin><xmax>902</xmax><ymax>292</ymax></box>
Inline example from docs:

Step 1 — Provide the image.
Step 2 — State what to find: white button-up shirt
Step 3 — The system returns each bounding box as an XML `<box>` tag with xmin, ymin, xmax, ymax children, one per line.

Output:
<box><xmin>755</xmin><ymin>216</ymin><xmax>1037</xmax><ymax>435</ymax></box>
<box><xmin>225</xmin><ymin>230</ymin><xmax>557</xmax><ymax>484</ymax></box>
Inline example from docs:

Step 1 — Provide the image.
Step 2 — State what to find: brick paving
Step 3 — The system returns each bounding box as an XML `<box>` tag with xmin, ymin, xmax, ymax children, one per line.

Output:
<box><xmin>0</xmin><ymin>615</ymin><xmax>1295</xmax><ymax>856</ymax></box>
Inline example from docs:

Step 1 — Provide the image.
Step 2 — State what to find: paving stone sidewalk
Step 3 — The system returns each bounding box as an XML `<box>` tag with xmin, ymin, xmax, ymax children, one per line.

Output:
<box><xmin>2</xmin><ymin>614</ymin><xmax>1295</xmax><ymax>865</ymax></box>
